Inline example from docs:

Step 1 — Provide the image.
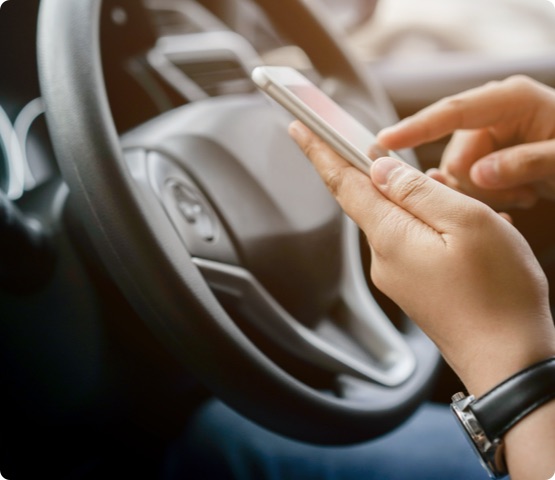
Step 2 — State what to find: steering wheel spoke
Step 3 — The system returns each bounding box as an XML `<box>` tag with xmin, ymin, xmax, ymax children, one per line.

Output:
<box><xmin>192</xmin><ymin>213</ymin><xmax>416</xmax><ymax>388</ymax></box>
<box><xmin>38</xmin><ymin>0</ymin><xmax>441</xmax><ymax>444</ymax></box>
<box><xmin>194</xmin><ymin>256</ymin><xmax>409</xmax><ymax>388</ymax></box>
<box><xmin>336</xmin><ymin>216</ymin><xmax>416</xmax><ymax>384</ymax></box>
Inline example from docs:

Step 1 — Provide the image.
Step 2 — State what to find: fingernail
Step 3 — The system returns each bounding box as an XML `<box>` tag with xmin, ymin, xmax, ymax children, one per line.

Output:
<box><xmin>377</xmin><ymin>126</ymin><xmax>394</xmax><ymax>138</ymax></box>
<box><xmin>367</xmin><ymin>143</ymin><xmax>389</xmax><ymax>160</ymax></box>
<box><xmin>472</xmin><ymin>156</ymin><xmax>500</xmax><ymax>185</ymax></box>
<box><xmin>377</xmin><ymin>125</ymin><xmax>399</xmax><ymax>142</ymax></box>
<box><xmin>372</xmin><ymin>157</ymin><xmax>404</xmax><ymax>187</ymax></box>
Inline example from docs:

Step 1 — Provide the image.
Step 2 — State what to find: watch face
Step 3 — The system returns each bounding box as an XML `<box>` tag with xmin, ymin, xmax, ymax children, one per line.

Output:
<box><xmin>451</xmin><ymin>402</ymin><xmax>501</xmax><ymax>479</ymax></box>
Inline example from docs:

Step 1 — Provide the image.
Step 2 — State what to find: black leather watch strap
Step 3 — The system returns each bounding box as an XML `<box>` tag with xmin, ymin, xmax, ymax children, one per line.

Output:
<box><xmin>470</xmin><ymin>357</ymin><xmax>555</xmax><ymax>441</ymax></box>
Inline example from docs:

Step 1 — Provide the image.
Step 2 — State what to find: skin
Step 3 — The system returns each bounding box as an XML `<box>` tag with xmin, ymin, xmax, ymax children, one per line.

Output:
<box><xmin>377</xmin><ymin>75</ymin><xmax>555</xmax><ymax>210</ymax></box>
<box><xmin>289</xmin><ymin>116</ymin><xmax>555</xmax><ymax>479</ymax></box>
<box><xmin>374</xmin><ymin>75</ymin><xmax>555</xmax><ymax>478</ymax></box>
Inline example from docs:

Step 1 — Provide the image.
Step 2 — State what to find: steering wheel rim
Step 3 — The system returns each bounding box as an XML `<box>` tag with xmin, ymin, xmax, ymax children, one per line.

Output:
<box><xmin>37</xmin><ymin>0</ymin><xmax>440</xmax><ymax>444</ymax></box>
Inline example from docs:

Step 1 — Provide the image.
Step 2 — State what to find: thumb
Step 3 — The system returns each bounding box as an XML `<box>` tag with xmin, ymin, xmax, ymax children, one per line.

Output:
<box><xmin>470</xmin><ymin>140</ymin><xmax>555</xmax><ymax>189</ymax></box>
<box><xmin>371</xmin><ymin>157</ymin><xmax>478</xmax><ymax>232</ymax></box>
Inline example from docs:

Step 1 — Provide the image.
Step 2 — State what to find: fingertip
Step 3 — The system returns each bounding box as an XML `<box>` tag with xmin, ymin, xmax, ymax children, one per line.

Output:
<box><xmin>426</xmin><ymin>168</ymin><xmax>447</xmax><ymax>184</ymax></box>
<box><xmin>378</xmin><ymin>117</ymin><xmax>421</xmax><ymax>149</ymax></box>
<box><xmin>376</xmin><ymin>126</ymin><xmax>394</xmax><ymax>139</ymax></box>
<box><xmin>376</xmin><ymin>126</ymin><xmax>399</xmax><ymax>149</ymax></box>
<box><xmin>288</xmin><ymin>121</ymin><xmax>310</xmax><ymax>143</ymax></box>
<box><xmin>498</xmin><ymin>212</ymin><xmax>514</xmax><ymax>224</ymax></box>
<box><xmin>470</xmin><ymin>156</ymin><xmax>500</xmax><ymax>187</ymax></box>
<box><xmin>470</xmin><ymin>157</ymin><xmax>538</xmax><ymax>209</ymax></box>
<box><xmin>371</xmin><ymin>156</ymin><xmax>405</xmax><ymax>187</ymax></box>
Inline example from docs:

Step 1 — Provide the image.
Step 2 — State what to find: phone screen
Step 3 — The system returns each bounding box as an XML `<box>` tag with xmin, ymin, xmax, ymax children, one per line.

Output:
<box><xmin>252</xmin><ymin>66</ymin><xmax>399</xmax><ymax>173</ymax></box>
<box><xmin>286</xmin><ymin>84</ymin><xmax>383</xmax><ymax>158</ymax></box>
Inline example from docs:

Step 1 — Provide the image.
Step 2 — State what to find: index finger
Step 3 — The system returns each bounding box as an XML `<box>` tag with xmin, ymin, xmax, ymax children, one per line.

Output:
<box><xmin>377</xmin><ymin>77</ymin><xmax>536</xmax><ymax>150</ymax></box>
<box><xmin>288</xmin><ymin>121</ymin><xmax>413</xmax><ymax>238</ymax></box>
<box><xmin>288</xmin><ymin>121</ymin><xmax>385</xmax><ymax>228</ymax></box>
<box><xmin>288</xmin><ymin>122</ymin><xmax>465</xmax><ymax>256</ymax></box>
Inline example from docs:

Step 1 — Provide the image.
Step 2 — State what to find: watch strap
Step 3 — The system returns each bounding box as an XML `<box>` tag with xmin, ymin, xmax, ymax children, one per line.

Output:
<box><xmin>470</xmin><ymin>357</ymin><xmax>555</xmax><ymax>441</ymax></box>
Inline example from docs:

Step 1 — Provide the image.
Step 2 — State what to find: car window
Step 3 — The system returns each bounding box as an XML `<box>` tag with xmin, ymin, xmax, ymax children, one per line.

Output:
<box><xmin>340</xmin><ymin>0</ymin><xmax>555</xmax><ymax>62</ymax></box>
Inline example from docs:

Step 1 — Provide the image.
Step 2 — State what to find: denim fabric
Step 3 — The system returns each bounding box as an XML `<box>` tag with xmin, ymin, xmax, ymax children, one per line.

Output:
<box><xmin>165</xmin><ymin>401</ymin><xmax>491</xmax><ymax>480</ymax></box>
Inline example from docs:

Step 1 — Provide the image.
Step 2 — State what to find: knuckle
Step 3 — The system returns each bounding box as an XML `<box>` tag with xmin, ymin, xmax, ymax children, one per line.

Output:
<box><xmin>366</xmin><ymin>207</ymin><xmax>403</xmax><ymax>257</ymax></box>
<box><xmin>435</xmin><ymin>95</ymin><xmax>467</xmax><ymax>130</ymax></box>
<box><xmin>503</xmin><ymin>74</ymin><xmax>534</xmax><ymax>91</ymax></box>
<box><xmin>437</xmin><ymin>96</ymin><xmax>466</xmax><ymax>119</ymax></box>
<box><xmin>452</xmin><ymin>201</ymin><xmax>491</xmax><ymax>229</ymax></box>
<box><xmin>445</xmin><ymin>161</ymin><xmax>465</xmax><ymax>181</ymax></box>
<box><xmin>324</xmin><ymin>166</ymin><xmax>346</xmax><ymax>197</ymax></box>
<box><xmin>483</xmin><ymin>79</ymin><xmax>501</xmax><ymax>90</ymax></box>
<box><xmin>395</xmin><ymin>172</ymin><xmax>431</xmax><ymax>205</ymax></box>
<box><xmin>300</xmin><ymin>138</ymin><xmax>355</xmax><ymax>199</ymax></box>
<box><xmin>501</xmin><ymin>75</ymin><xmax>540</xmax><ymax>100</ymax></box>
<box><xmin>470</xmin><ymin>203</ymin><xmax>491</xmax><ymax>224</ymax></box>
<box><xmin>302</xmin><ymin>140</ymin><xmax>319</xmax><ymax>161</ymax></box>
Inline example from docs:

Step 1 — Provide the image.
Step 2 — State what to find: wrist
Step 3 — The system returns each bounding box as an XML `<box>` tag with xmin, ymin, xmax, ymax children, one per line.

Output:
<box><xmin>445</xmin><ymin>324</ymin><xmax>555</xmax><ymax>397</ymax></box>
<box><xmin>464</xmin><ymin>347</ymin><xmax>555</xmax><ymax>398</ymax></box>
<box><xmin>504</xmin><ymin>397</ymin><xmax>555</xmax><ymax>479</ymax></box>
<box><xmin>451</xmin><ymin>356</ymin><xmax>555</xmax><ymax>479</ymax></box>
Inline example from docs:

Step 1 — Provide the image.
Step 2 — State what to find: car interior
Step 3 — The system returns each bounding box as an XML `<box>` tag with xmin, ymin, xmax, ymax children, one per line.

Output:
<box><xmin>2</xmin><ymin>0</ymin><xmax>555</xmax><ymax>478</ymax></box>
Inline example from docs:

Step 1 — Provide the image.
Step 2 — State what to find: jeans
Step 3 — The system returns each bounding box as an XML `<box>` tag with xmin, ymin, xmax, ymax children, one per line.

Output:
<box><xmin>165</xmin><ymin>401</ymin><xmax>491</xmax><ymax>479</ymax></box>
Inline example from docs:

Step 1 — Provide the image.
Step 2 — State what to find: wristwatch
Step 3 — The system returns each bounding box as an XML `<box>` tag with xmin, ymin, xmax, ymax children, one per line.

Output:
<box><xmin>450</xmin><ymin>357</ymin><xmax>555</xmax><ymax>479</ymax></box>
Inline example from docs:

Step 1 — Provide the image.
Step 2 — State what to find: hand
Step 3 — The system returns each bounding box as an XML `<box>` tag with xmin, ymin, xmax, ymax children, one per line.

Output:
<box><xmin>289</xmin><ymin>121</ymin><xmax>555</xmax><ymax>397</ymax></box>
<box><xmin>377</xmin><ymin>76</ymin><xmax>555</xmax><ymax>210</ymax></box>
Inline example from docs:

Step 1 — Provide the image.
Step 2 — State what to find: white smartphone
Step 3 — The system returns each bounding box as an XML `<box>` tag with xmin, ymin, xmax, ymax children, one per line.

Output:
<box><xmin>251</xmin><ymin>66</ymin><xmax>402</xmax><ymax>175</ymax></box>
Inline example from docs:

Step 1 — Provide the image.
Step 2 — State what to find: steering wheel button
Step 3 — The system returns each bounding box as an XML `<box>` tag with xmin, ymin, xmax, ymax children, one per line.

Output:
<box><xmin>196</xmin><ymin>215</ymin><xmax>216</xmax><ymax>242</ymax></box>
<box><xmin>172</xmin><ymin>183</ymin><xmax>202</xmax><ymax>224</ymax></box>
<box><xmin>169</xmin><ymin>180</ymin><xmax>216</xmax><ymax>242</ymax></box>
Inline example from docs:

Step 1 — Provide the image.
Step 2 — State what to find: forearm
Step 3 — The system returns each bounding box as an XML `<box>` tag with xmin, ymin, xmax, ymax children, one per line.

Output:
<box><xmin>505</xmin><ymin>399</ymin><xmax>555</xmax><ymax>480</ymax></box>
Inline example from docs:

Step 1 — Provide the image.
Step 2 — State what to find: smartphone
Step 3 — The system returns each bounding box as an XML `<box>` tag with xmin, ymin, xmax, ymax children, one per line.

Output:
<box><xmin>251</xmin><ymin>66</ymin><xmax>402</xmax><ymax>175</ymax></box>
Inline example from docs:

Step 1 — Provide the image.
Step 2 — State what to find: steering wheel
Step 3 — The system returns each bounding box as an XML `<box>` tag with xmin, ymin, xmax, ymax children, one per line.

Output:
<box><xmin>37</xmin><ymin>0</ymin><xmax>440</xmax><ymax>444</ymax></box>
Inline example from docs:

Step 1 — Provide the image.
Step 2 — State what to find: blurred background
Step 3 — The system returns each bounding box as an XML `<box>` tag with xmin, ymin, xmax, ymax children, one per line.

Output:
<box><xmin>315</xmin><ymin>0</ymin><xmax>555</xmax><ymax>60</ymax></box>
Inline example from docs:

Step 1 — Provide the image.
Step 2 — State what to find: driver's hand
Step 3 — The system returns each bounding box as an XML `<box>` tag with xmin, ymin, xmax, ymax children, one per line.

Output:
<box><xmin>289</xmin><ymin>120</ymin><xmax>555</xmax><ymax>398</ymax></box>
<box><xmin>377</xmin><ymin>76</ymin><xmax>555</xmax><ymax>210</ymax></box>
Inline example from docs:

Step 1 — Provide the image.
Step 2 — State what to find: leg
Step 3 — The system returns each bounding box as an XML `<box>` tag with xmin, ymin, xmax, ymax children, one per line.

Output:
<box><xmin>164</xmin><ymin>400</ymin><xmax>490</xmax><ymax>480</ymax></box>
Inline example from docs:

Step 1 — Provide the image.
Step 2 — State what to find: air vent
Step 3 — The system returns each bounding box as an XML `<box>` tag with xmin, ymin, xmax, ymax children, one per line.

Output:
<box><xmin>146</xmin><ymin>0</ymin><xmax>229</xmax><ymax>37</ymax></box>
<box><xmin>150</xmin><ymin>31</ymin><xmax>263</xmax><ymax>99</ymax></box>
<box><xmin>176</xmin><ymin>59</ymin><xmax>253</xmax><ymax>96</ymax></box>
